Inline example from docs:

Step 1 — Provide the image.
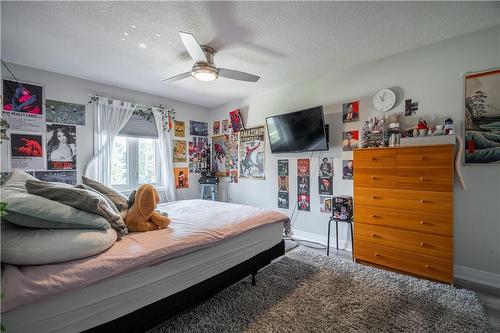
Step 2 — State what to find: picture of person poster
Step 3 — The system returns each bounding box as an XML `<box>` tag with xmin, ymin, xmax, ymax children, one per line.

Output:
<box><xmin>9</xmin><ymin>132</ymin><xmax>46</xmax><ymax>170</ymax></box>
<box><xmin>174</xmin><ymin>167</ymin><xmax>189</xmax><ymax>189</ymax></box>
<box><xmin>2</xmin><ymin>79</ymin><xmax>44</xmax><ymax>131</ymax></box>
<box><xmin>212</xmin><ymin>134</ymin><xmax>228</xmax><ymax>177</ymax></box>
<box><xmin>188</xmin><ymin>137</ymin><xmax>210</xmax><ymax>173</ymax></box>
<box><xmin>174</xmin><ymin>120</ymin><xmax>185</xmax><ymax>137</ymax></box>
<box><xmin>343</xmin><ymin>101</ymin><xmax>359</xmax><ymax>123</ymax></box>
<box><xmin>229</xmin><ymin>109</ymin><xmax>244</xmax><ymax>132</ymax></box>
<box><xmin>318</xmin><ymin>176</ymin><xmax>333</xmax><ymax>195</ymax></box>
<box><xmin>213</xmin><ymin>120</ymin><xmax>220</xmax><ymax>135</ymax></box>
<box><xmin>278</xmin><ymin>176</ymin><xmax>289</xmax><ymax>192</ymax></box>
<box><xmin>318</xmin><ymin>157</ymin><xmax>333</xmax><ymax>177</ymax></box>
<box><xmin>297</xmin><ymin>176</ymin><xmax>310</xmax><ymax>194</ymax></box>
<box><xmin>46</xmin><ymin>123</ymin><xmax>76</xmax><ymax>170</ymax></box>
<box><xmin>297</xmin><ymin>193</ymin><xmax>310</xmax><ymax>212</ymax></box>
<box><xmin>227</xmin><ymin>133</ymin><xmax>239</xmax><ymax>182</ymax></box>
<box><xmin>239</xmin><ymin>126</ymin><xmax>265</xmax><ymax>179</ymax></box>
<box><xmin>320</xmin><ymin>196</ymin><xmax>332</xmax><ymax>214</ymax></box>
<box><xmin>173</xmin><ymin>140</ymin><xmax>187</xmax><ymax>162</ymax></box>
<box><xmin>222</xmin><ymin>119</ymin><xmax>230</xmax><ymax>134</ymax></box>
<box><xmin>342</xmin><ymin>131</ymin><xmax>359</xmax><ymax>151</ymax></box>
<box><xmin>278</xmin><ymin>192</ymin><xmax>289</xmax><ymax>209</ymax></box>
<box><xmin>278</xmin><ymin>159</ymin><xmax>289</xmax><ymax>176</ymax></box>
<box><xmin>34</xmin><ymin>170</ymin><xmax>77</xmax><ymax>185</ymax></box>
<box><xmin>342</xmin><ymin>160</ymin><xmax>354</xmax><ymax>180</ymax></box>
<box><xmin>464</xmin><ymin>68</ymin><xmax>500</xmax><ymax>164</ymax></box>
<box><xmin>189</xmin><ymin>120</ymin><xmax>208</xmax><ymax>136</ymax></box>
<box><xmin>46</xmin><ymin>99</ymin><xmax>86</xmax><ymax>126</ymax></box>
<box><xmin>297</xmin><ymin>158</ymin><xmax>310</xmax><ymax>177</ymax></box>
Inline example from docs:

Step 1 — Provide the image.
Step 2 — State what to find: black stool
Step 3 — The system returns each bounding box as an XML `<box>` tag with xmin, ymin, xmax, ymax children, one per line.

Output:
<box><xmin>327</xmin><ymin>217</ymin><xmax>354</xmax><ymax>260</ymax></box>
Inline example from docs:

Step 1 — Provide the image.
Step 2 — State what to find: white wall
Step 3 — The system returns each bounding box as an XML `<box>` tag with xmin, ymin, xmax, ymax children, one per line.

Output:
<box><xmin>211</xmin><ymin>25</ymin><xmax>500</xmax><ymax>277</ymax></box>
<box><xmin>0</xmin><ymin>63</ymin><xmax>211</xmax><ymax>199</ymax></box>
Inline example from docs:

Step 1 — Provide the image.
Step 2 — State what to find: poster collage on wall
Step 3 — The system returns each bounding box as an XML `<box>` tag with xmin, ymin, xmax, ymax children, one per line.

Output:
<box><xmin>2</xmin><ymin>78</ymin><xmax>85</xmax><ymax>185</ymax></box>
<box><xmin>277</xmin><ymin>159</ymin><xmax>289</xmax><ymax>209</ymax></box>
<box><xmin>318</xmin><ymin>156</ymin><xmax>333</xmax><ymax>214</ymax></box>
<box><xmin>297</xmin><ymin>158</ymin><xmax>310</xmax><ymax>211</ymax></box>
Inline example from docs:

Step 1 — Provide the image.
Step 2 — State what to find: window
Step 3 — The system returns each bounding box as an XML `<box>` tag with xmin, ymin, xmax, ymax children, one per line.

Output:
<box><xmin>111</xmin><ymin>136</ymin><xmax>161</xmax><ymax>191</ymax></box>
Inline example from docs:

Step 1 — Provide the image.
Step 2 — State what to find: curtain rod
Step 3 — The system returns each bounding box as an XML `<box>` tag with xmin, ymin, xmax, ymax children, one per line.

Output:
<box><xmin>87</xmin><ymin>94</ymin><xmax>171</xmax><ymax>112</ymax></box>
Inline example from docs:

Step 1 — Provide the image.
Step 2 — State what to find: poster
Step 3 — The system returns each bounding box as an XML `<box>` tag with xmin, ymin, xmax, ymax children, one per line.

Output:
<box><xmin>342</xmin><ymin>160</ymin><xmax>354</xmax><ymax>180</ymax></box>
<box><xmin>278</xmin><ymin>159</ymin><xmax>289</xmax><ymax>209</ymax></box>
<box><xmin>190</xmin><ymin>120</ymin><xmax>208</xmax><ymax>136</ymax></box>
<box><xmin>188</xmin><ymin>136</ymin><xmax>210</xmax><ymax>173</ymax></box>
<box><xmin>297</xmin><ymin>158</ymin><xmax>310</xmax><ymax>211</ymax></box>
<box><xmin>229</xmin><ymin>109</ymin><xmax>244</xmax><ymax>132</ymax></box>
<box><xmin>173</xmin><ymin>140</ymin><xmax>187</xmax><ymax>162</ymax></box>
<box><xmin>46</xmin><ymin>123</ymin><xmax>76</xmax><ymax>170</ymax></box>
<box><xmin>174</xmin><ymin>120</ymin><xmax>185</xmax><ymax>137</ymax></box>
<box><xmin>318</xmin><ymin>156</ymin><xmax>333</xmax><ymax>195</ymax></box>
<box><xmin>2</xmin><ymin>79</ymin><xmax>44</xmax><ymax>131</ymax></box>
<box><xmin>46</xmin><ymin>99</ymin><xmax>85</xmax><ymax>126</ymax></box>
<box><xmin>464</xmin><ymin>69</ymin><xmax>500</xmax><ymax>164</ymax></box>
<box><xmin>227</xmin><ymin>133</ymin><xmax>239</xmax><ymax>183</ymax></box>
<box><xmin>342</xmin><ymin>130</ymin><xmax>359</xmax><ymax>151</ymax></box>
<box><xmin>9</xmin><ymin>131</ymin><xmax>46</xmax><ymax>170</ymax></box>
<box><xmin>343</xmin><ymin>101</ymin><xmax>359</xmax><ymax>123</ymax></box>
<box><xmin>34</xmin><ymin>170</ymin><xmax>77</xmax><ymax>185</ymax></box>
<box><xmin>212</xmin><ymin>134</ymin><xmax>228</xmax><ymax>177</ymax></box>
<box><xmin>222</xmin><ymin>119</ymin><xmax>230</xmax><ymax>134</ymax></box>
<box><xmin>239</xmin><ymin>126</ymin><xmax>265</xmax><ymax>179</ymax></box>
<box><xmin>174</xmin><ymin>167</ymin><xmax>189</xmax><ymax>189</ymax></box>
<box><xmin>213</xmin><ymin>120</ymin><xmax>220</xmax><ymax>135</ymax></box>
<box><xmin>320</xmin><ymin>196</ymin><xmax>332</xmax><ymax>214</ymax></box>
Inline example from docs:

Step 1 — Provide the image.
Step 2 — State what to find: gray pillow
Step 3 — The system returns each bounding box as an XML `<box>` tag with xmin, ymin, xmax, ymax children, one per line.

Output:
<box><xmin>26</xmin><ymin>179</ymin><xmax>128</xmax><ymax>236</ymax></box>
<box><xmin>82</xmin><ymin>176</ymin><xmax>129</xmax><ymax>212</ymax></box>
<box><xmin>1</xmin><ymin>222</ymin><xmax>117</xmax><ymax>265</ymax></box>
<box><xmin>1</xmin><ymin>170</ymin><xmax>110</xmax><ymax>230</ymax></box>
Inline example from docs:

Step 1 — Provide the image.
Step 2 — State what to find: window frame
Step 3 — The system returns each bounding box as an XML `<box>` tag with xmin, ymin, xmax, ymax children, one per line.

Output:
<box><xmin>111</xmin><ymin>135</ymin><xmax>162</xmax><ymax>194</ymax></box>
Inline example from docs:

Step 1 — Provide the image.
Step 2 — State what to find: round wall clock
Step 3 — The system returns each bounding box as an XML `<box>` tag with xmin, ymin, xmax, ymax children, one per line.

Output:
<box><xmin>372</xmin><ymin>88</ymin><xmax>396</xmax><ymax>112</ymax></box>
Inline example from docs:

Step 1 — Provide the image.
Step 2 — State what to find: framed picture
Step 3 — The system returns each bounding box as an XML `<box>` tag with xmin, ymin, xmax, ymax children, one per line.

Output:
<box><xmin>173</xmin><ymin>140</ymin><xmax>187</xmax><ymax>163</ymax></box>
<box><xmin>9</xmin><ymin>131</ymin><xmax>46</xmax><ymax>170</ymax></box>
<box><xmin>189</xmin><ymin>120</ymin><xmax>208</xmax><ymax>137</ymax></box>
<box><xmin>174</xmin><ymin>120</ymin><xmax>185</xmax><ymax>137</ymax></box>
<box><xmin>2</xmin><ymin>78</ymin><xmax>45</xmax><ymax>131</ymax></box>
<box><xmin>174</xmin><ymin>167</ymin><xmax>189</xmax><ymax>189</ymax></box>
<box><xmin>239</xmin><ymin>126</ymin><xmax>265</xmax><ymax>179</ymax></box>
<box><xmin>46</xmin><ymin>99</ymin><xmax>86</xmax><ymax>126</ymax></box>
<box><xmin>464</xmin><ymin>68</ymin><xmax>500</xmax><ymax>164</ymax></box>
<box><xmin>212</xmin><ymin>134</ymin><xmax>228</xmax><ymax>177</ymax></box>
<box><xmin>46</xmin><ymin>123</ymin><xmax>77</xmax><ymax>170</ymax></box>
<box><xmin>343</xmin><ymin>101</ymin><xmax>359</xmax><ymax>123</ymax></box>
<box><xmin>342</xmin><ymin>131</ymin><xmax>359</xmax><ymax>151</ymax></box>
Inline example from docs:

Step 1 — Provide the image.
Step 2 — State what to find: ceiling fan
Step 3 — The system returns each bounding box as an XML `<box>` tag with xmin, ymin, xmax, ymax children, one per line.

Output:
<box><xmin>162</xmin><ymin>32</ymin><xmax>260</xmax><ymax>83</ymax></box>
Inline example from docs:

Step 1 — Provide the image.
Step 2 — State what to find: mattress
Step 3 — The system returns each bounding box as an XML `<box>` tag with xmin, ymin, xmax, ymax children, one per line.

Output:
<box><xmin>2</xmin><ymin>222</ymin><xmax>283</xmax><ymax>333</ymax></box>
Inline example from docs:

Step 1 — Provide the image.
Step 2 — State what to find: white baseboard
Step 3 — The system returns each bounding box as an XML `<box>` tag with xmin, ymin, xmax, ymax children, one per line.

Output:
<box><xmin>454</xmin><ymin>265</ymin><xmax>500</xmax><ymax>288</ymax></box>
<box><xmin>292</xmin><ymin>229</ymin><xmax>500</xmax><ymax>288</ymax></box>
<box><xmin>291</xmin><ymin>229</ymin><xmax>352</xmax><ymax>252</ymax></box>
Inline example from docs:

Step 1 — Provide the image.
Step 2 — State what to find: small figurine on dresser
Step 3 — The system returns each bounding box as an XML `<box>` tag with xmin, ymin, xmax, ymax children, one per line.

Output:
<box><xmin>417</xmin><ymin>119</ymin><xmax>428</xmax><ymax>136</ymax></box>
<box><xmin>433</xmin><ymin>124</ymin><xmax>444</xmax><ymax>136</ymax></box>
<box><xmin>444</xmin><ymin>118</ymin><xmax>454</xmax><ymax>135</ymax></box>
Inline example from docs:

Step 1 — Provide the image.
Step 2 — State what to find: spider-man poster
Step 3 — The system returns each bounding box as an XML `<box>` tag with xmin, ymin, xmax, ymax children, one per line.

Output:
<box><xmin>2</xmin><ymin>79</ymin><xmax>44</xmax><ymax>131</ymax></box>
<box><xmin>239</xmin><ymin>126</ymin><xmax>265</xmax><ymax>179</ymax></box>
<box><xmin>9</xmin><ymin>132</ymin><xmax>46</xmax><ymax>170</ymax></box>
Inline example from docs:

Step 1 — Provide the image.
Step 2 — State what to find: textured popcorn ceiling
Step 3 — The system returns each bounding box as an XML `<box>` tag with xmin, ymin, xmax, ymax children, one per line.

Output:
<box><xmin>2</xmin><ymin>1</ymin><xmax>500</xmax><ymax>107</ymax></box>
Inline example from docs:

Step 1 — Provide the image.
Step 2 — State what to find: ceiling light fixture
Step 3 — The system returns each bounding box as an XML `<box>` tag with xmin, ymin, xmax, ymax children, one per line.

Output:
<box><xmin>191</xmin><ymin>64</ymin><xmax>218</xmax><ymax>82</ymax></box>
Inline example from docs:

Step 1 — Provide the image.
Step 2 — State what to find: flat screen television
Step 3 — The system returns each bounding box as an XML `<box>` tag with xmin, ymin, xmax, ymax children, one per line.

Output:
<box><xmin>265</xmin><ymin>106</ymin><xmax>329</xmax><ymax>153</ymax></box>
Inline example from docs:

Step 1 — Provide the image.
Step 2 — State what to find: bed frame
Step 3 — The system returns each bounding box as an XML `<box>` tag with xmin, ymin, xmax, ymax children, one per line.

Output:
<box><xmin>85</xmin><ymin>239</ymin><xmax>285</xmax><ymax>333</ymax></box>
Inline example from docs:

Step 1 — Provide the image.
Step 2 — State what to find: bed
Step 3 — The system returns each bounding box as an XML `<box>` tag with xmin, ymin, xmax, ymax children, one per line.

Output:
<box><xmin>1</xmin><ymin>199</ymin><xmax>288</xmax><ymax>333</ymax></box>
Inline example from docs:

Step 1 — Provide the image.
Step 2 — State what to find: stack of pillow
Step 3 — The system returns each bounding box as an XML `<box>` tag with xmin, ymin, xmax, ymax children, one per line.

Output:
<box><xmin>1</xmin><ymin>170</ymin><xmax>131</xmax><ymax>265</ymax></box>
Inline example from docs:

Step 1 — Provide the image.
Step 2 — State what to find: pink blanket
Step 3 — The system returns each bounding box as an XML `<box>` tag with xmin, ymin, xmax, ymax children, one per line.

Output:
<box><xmin>2</xmin><ymin>200</ymin><xmax>288</xmax><ymax>312</ymax></box>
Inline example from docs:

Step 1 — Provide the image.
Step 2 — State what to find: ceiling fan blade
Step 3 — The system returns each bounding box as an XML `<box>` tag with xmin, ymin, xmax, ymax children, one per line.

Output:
<box><xmin>179</xmin><ymin>31</ymin><xmax>207</xmax><ymax>63</ymax></box>
<box><xmin>161</xmin><ymin>72</ymin><xmax>192</xmax><ymax>83</ymax></box>
<box><xmin>218</xmin><ymin>68</ymin><xmax>260</xmax><ymax>82</ymax></box>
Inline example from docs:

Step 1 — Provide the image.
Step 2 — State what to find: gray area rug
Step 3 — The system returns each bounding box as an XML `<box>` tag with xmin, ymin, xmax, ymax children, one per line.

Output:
<box><xmin>148</xmin><ymin>248</ymin><xmax>487</xmax><ymax>332</ymax></box>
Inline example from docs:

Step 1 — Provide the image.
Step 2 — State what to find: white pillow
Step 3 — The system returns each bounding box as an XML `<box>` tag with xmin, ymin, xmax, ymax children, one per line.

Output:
<box><xmin>1</xmin><ymin>222</ymin><xmax>117</xmax><ymax>265</ymax></box>
<box><xmin>1</xmin><ymin>170</ymin><xmax>110</xmax><ymax>230</ymax></box>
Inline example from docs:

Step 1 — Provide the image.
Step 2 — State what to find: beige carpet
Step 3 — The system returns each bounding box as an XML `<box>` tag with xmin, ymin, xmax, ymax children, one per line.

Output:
<box><xmin>149</xmin><ymin>248</ymin><xmax>488</xmax><ymax>332</ymax></box>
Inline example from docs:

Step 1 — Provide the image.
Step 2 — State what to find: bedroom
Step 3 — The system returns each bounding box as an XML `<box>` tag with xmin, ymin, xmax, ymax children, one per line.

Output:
<box><xmin>1</xmin><ymin>1</ymin><xmax>499</xmax><ymax>332</ymax></box>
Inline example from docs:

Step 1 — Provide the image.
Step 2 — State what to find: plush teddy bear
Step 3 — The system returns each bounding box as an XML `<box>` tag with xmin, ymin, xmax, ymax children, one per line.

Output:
<box><xmin>124</xmin><ymin>184</ymin><xmax>171</xmax><ymax>232</ymax></box>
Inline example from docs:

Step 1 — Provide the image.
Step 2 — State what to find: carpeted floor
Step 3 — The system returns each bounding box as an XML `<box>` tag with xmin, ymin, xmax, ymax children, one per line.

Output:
<box><xmin>148</xmin><ymin>248</ymin><xmax>488</xmax><ymax>333</ymax></box>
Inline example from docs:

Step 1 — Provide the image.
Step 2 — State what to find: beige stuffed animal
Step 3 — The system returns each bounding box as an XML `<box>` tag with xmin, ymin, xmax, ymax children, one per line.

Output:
<box><xmin>124</xmin><ymin>184</ymin><xmax>171</xmax><ymax>232</ymax></box>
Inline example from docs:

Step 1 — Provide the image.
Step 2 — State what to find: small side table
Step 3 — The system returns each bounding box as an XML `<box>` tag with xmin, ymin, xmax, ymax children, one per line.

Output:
<box><xmin>327</xmin><ymin>217</ymin><xmax>354</xmax><ymax>260</ymax></box>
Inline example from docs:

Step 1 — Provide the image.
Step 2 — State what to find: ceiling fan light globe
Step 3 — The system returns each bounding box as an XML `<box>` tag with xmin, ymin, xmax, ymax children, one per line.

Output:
<box><xmin>192</xmin><ymin>69</ymin><xmax>218</xmax><ymax>82</ymax></box>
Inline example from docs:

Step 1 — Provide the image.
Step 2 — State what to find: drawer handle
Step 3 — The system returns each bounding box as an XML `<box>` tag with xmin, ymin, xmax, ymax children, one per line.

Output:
<box><xmin>425</xmin><ymin>265</ymin><xmax>430</xmax><ymax>269</ymax></box>
<box><xmin>371</xmin><ymin>233</ymin><xmax>379</xmax><ymax>238</ymax></box>
<box><xmin>419</xmin><ymin>156</ymin><xmax>426</xmax><ymax>160</ymax></box>
<box><xmin>371</xmin><ymin>176</ymin><xmax>377</xmax><ymax>180</ymax></box>
<box><xmin>372</xmin><ymin>158</ymin><xmax>377</xmax><ymax>161</ymax></box>
<box><xmin>371</xmin><ymin>214</ymin><xmax>379</xmax><ymax>218</ymax></box>
<box><xmin>420</xmin><ymin>220</ymin><xmax>426</xmax><ymax>225</ymax></box>
<box><xmin>371</xmin><ymin>196</ymin><xmax>379</xmax><ymax>200</ymax></box>
<box><xmin>420</xmin><ymin>177</ymin><xmax>425</xmax><ymax>182</ymax></box>
<box><xmin>374</xmin><ymin>252</ymin><xmax>383</xmax><ymax>258</ymax></box>
<box><xmin>420</xmin><ymin>242</ymin><xmax>426</xmax><ymax>247</ymax></box>
<box><xmin>420</xmin><ymin>199</ymin><xmax>426</xmax><ymax>204</ymax></box>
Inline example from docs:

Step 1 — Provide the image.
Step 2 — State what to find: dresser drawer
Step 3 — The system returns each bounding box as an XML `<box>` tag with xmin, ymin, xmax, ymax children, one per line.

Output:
<box><xmin>354</xmin><ymin>174</ymin><xmax>397</xmax><ymax>188</ymax></box>
<box><xmin>354</xmin><ymin>187</ymin><xmax>452</xmax><ymax>215</ymax></box>
<box><xmin>354</xmin><ymin>205</ymin><xmax>452</xmax><ymax>236</ymax></box>
<box><xmin>397</xmin><ymin>146</ymin><xmax>453</xmax><ymax>168</ymax></box>
<box><xmin>397</xmin><ymin>172</ymin><xmax>453</xmax><ymax>192</ymax></box>
<box><xmin>354</xmin><ymin>149</ymin><xmax>396</xmax><ymax>168</ymax></box>
<box><xmin>354</xmin><ymin>240</ymin><xmax>453</xmax><ymax>283</ymax></box>
<box><xmin>355</xmin><ymin>223</ymin><xmax>452</xmax><ymax>259</ymax></box>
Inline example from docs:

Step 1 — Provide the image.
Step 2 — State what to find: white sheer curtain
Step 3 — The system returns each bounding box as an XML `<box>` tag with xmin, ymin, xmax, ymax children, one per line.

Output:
<box><xmin>152</xmin><ymin>107</ymin><xmax>176</xmax><ymax>202</ymax></box>
<box><xmin>84</xmin><ymin>97</ymin><xmax>136</xmax><ymax>184</ymax></box>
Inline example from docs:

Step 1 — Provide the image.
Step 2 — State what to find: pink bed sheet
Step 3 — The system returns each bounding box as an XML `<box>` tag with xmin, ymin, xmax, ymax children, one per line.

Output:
<box><xmin>2</xmin><ymin>199</ymin><xmax>288</xmax><ymax>312</ymax></box>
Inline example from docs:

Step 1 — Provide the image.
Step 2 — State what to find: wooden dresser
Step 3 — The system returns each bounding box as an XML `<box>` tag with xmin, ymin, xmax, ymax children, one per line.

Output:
<box><xmin>353</xmin><ymin>145</ymin><xmax>454</xmax><ymax>283</ymax></box>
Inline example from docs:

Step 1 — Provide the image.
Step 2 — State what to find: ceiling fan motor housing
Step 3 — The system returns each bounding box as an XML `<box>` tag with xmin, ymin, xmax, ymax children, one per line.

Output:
<box><xmin>191</xmin><ymin>46</ymin><xmax>218</xmax><ymax>80</ymax></box>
